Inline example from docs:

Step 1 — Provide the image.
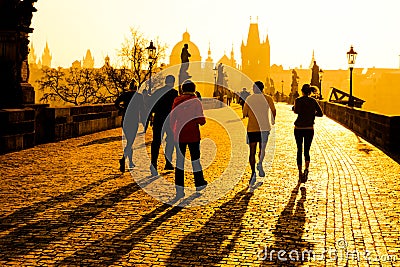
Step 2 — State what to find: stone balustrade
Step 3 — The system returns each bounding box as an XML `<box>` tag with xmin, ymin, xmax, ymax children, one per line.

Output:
<box><xmin>0</xmin><ymin>104</ymin><xmax>121</xmax><ymax>154</ymax></box>
<box><xmin>318</xmin><ymin>100</ymin><xmax>400</xmax><ymax>162</ymax></box>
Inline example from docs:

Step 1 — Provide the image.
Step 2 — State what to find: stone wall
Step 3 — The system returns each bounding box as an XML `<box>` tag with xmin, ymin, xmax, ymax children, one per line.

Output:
<box><xmin>318</xmin><ymin>101</ymin><xmax>400</xmax><ymax>160</ymax></box>
<box><xmin>0</xmin><ymin>104</ymin><xmax>121</xmax><ymax>154</ymax></box>
<box><xmin>0</xmin><ymin>108</ymin><xmax>35</xmax><ymax>153</ymax></box>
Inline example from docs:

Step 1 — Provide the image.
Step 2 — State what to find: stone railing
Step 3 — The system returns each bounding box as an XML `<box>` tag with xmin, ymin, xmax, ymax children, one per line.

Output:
<box><xmin>318</xmin><ymin>101</ymin><xmax>400</xmax><ymax>161</ymax></box>
<box><xmin>0</xmin><ymin>98</ymin><xmax>225</xmax><ymax>154</ymax></box>
<box><xmin>0</xmin><ymin>104</ymin><xmax>121</xmax><ymax>154</ymax></box>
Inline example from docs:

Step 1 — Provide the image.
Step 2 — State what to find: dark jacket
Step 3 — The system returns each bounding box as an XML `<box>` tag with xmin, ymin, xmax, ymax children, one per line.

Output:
<box><xmin>170</xmin><ymin>93</ymin><xmax>206</xmax><ymax>143</ymax></box>
<box><xmin>293</xmin><ymin>96</ymin><xmax>323</xmax><ymax>127</ymax></box>
<box><xmin>150</xmin><ymin>85</ymin><xmax>178</xmax><ymax>127</ymax></box>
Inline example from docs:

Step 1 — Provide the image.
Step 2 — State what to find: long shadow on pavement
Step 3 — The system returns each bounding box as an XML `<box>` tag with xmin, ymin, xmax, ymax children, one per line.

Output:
<box><xmin>0</xmin><ymin>173</ymin><xmax>121</xmax><ymax>231</ymax></box>
<box><xmin>78</xmin><ymin>136</ymin><xmax>122</xmax><ymax>147</ymax></box>
<box><xmin>58</xmin><ymin>193</ymin><xmax>200</xmax><ymax>266</ymax></box>
<box><xmin>165</xmin><ymin>187</ymin><xmax>253</xmax><ymax>266</ymax></box>
<box><xmin>260</xmin><ymin>183</ymin><xmax>313</xmax><ymax>266</ymax></box>
<box><xmin>0</xmin><ymin>179</ymin><xmax>144</xmax><ymax>261</ymax></box>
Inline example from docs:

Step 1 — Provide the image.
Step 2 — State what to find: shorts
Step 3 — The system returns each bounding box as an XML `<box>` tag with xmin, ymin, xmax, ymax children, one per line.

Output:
<box><xmin>246</xmin><ymin>131</ymin><xmax>270</xmax><ymax>144</ymax></box>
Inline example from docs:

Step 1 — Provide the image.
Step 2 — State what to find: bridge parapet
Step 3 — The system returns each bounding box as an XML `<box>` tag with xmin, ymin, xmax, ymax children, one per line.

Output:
<box><xmin>318</xmin><ymin>100</ymin><xmax>400</xmax><ymax>161</ymax></box>
<box><xmin>0</xmin><ymin>104</ymin><xmax>121</xmax><ymax>154</ymax></box>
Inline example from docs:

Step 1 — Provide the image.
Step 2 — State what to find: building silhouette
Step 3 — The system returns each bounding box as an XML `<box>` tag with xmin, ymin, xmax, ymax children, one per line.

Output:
<box><xmin>82</xmin><ymin>49</ymin><xmax>94</xmax><ymax>68</ymax></box>
<box><xmin>217</xmin><ymin>45</ymin><xmax>237</xmax><ymax>69</ymax></box>
<box><xmin>41</xmin><ymin>41</ymin><xmax>52</xmax><ymax>68</ymax></box>
<box><xmin>241</xmin><ymin>22</ymin><xmax>270</xmax><ymax>83</ymax></box>
<box><xmin>28</xmin><ymin>42</ymin><xmax>37</xmax><ymax>68</ymax></box>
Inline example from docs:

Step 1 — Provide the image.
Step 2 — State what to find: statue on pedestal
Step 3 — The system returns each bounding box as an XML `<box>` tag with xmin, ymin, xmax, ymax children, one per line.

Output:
<box><xmin>0</xmin><ymin>0</ymin><xmax>37</xmax><ymax>108</ymax></box>
<box><xmin>179</xmin><ymin>43</ymin><xmax>191</xmax><ymax>87</ymax></box>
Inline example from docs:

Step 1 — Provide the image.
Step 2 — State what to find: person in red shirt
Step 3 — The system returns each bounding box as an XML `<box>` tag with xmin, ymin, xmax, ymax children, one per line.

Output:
<box><xmin>170</xmin><ymin>80</ymin><xmax>207</xmax><ymax>198</ymax></box>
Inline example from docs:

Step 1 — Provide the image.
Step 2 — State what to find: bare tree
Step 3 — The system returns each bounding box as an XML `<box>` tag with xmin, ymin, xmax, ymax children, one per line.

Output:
<box><xmin>119</xmin><ymin>27</ymin><xmax>167</xmax><ymax>90</ymax></box>
<box><xmin>37</xmin><ymin>27</ymin><xmax>167</xmax><ymax>106</ymax></box>
<box><xmin>38</xmin><ymin>67</ymin><xmax>104</xmax><ymax>105</ymax></box>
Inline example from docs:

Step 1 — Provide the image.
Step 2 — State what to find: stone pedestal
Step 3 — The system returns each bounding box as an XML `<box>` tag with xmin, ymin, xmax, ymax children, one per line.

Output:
<box><xmin>21</xmin><ymin>82</ymin><xmax>35</xmax><ymax>104</ymax></box>
<box><xmin>0</xmin><ymin>108</ymin><xmax>35</xmax><ymax>154</ymax></box>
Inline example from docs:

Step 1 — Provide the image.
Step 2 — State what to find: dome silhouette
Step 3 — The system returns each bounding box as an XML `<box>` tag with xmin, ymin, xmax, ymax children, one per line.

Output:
<box><xmin>169</xmin><ymin>31</ymin><xmax>201</xmax><ymax>66</ymax></box>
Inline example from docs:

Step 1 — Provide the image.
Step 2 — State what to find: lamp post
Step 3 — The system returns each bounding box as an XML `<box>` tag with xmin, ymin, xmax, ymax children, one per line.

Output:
<box><xmin>146</xmin><ymin>41</ymin><xmax>157</xmax><ymax>94</ymax></box>
<box><xmin>347</xmin><ymin>45</ymin><xmax>357</xmax><ymax>107</ymax></box>
<box><xmin>281</xmin><ymin>80</ymin><xmax>284</xmax><ymax>101</ymax></box>
<box><xmin>213</xmin><ymin>65</ymin><xmax>218</xmax><ymax>98</ymax></box>
<box><xmin>319</xmin><ymin>69</ymin><xmax>324</xmax><ymax>100</ymax></box>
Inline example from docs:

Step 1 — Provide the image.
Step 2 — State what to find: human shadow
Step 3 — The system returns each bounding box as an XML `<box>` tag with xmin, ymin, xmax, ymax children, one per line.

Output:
<box><xmin>260</xmin><ymin>183</ymin><xmax>312</xmax><ymax>266</ymax></box>
<box><xmin>165</xmin><ymin>187</ymin><xmax>253</xmax><ymax>266</ymax></box>
<box><xmin>78</xmin><ymin>136</ymin><xmax>122</xmax><ymax>147</ymax></box>
<box><xmin>0</xmin><ymin>180</ymin><xmax>141</xmax><ymax>261</ymax></box>
<box><xmin>0</xmin><ymin>174</ymin><xmax>121</xmax><ymax>231</ymax></box>
<box><xmin>58</xmin><ymin>194</ymin><xmax>200</xmax><ymax>266</ymax></box>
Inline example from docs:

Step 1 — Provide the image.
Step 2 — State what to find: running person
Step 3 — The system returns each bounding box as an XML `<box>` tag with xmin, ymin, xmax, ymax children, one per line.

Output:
<box><xmin>292</xmin><ymin>84</ymin><xmax>323</xmax><ymax>182</ymax></box>
<box><xmin>243</xmin><ymin>81</ymin><xmax>276</xmax><ymax>185</ymax></box>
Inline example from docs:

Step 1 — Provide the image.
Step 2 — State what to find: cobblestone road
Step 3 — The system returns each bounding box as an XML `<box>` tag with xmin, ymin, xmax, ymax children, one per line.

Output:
<box><xmin>1</xmin><ymin>103</ymin><xmax>399</xmax><ymax>266</ymax></box>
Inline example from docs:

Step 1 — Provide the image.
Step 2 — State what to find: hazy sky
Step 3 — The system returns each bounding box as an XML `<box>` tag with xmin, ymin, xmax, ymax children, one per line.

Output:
<box><xmin>30</xmin><ymin>0</ymin><xmax>400</xmax><ymax>70</ymax></box>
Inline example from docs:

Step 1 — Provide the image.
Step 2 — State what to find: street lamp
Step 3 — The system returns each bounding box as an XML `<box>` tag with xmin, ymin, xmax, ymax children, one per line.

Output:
<box><xmin>213</xmin><ymin>65</ymin><xmax>218</xmax><ymax>98</ymax></box>
<box><xmin>319</xmin><ymin>69</ymin><xmax>324</xmax><ymax>100</ymax></box>
<box><xmin>347</xmin><ymin>45</ymin><xmax>357</xmax><ymax>107</ymax></box>
<box><xmin>146</xmin><ymin>40</ymin><xmax>157</xmax><ymax>94</ymax></box>
<box><xmin>281</xmin><ymin>80</ymin><xmax>284</xmax><ymax>95</ymax></box>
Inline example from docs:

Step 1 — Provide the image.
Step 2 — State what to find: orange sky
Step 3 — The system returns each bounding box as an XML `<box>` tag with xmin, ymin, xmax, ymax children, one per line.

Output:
<box><xmin>31</xmin><ymin>0</ymin><xmax>400</xmax><ymax>70</ymax></box>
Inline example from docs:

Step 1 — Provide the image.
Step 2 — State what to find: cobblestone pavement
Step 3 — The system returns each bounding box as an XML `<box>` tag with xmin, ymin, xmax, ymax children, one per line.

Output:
<box><xmin>1</xmin><ymin>103</ymin><xmax>399</xmax><ymax>267</ymax></box>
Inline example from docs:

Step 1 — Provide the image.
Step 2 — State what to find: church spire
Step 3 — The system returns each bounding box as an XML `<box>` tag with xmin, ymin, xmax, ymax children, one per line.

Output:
<box><xmin>206</xmin><ymin>42</ymin><xmax>213</xmax><ymax>63</ymax></box>
<box><xmin>42</xmin><ymin>41</ymin><xmax>52</xmax><ymax>68</ymax></box>
<box><xmin>309</xmin><ymin>50</ymin><xmax>316</xmax><ymax>69</ymax></box>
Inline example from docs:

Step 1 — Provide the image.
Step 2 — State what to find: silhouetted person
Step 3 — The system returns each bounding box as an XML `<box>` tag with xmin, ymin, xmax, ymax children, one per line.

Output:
<box><xmin>149</xmin><ymin>75</ymin><xmax>178</xmax><ymax>176</ymax></box>
<box><xmin>226</xmin><ymin>90</ymin><xmax>233</xmax><ymax>106</ymax></box>
<box><xmin>170</xmin><ymin>80</ymin><xmax>207</xmax><ymax>198</ymax></box>
<box><xmin>141</xmin><ymin>88</ymin><xmax>151</xmax><ymax>133</ymax></box>
<box><xmin>292</xmin><ymin>83</ymin><xmax>323</xmax><ymax>182</ymax></box>
<box><xmin>239</xmin><ymin>87</ymin><xmax>250</xmax><ymax>110</ymax></box>
<box><xmin>243</xmin><ymin>81</ymin><xmax>276</xmax><ymax>185</ymax></box>
<box><xmin>115</xmin><ymin>80</ymin><xmax>144</xmax><ymax>172</ymax></box>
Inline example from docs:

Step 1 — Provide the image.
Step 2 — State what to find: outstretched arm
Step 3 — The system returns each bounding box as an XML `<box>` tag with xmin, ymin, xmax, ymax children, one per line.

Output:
<box><xmin>315</xmin><ymin>101</ymin><xmax>323</xmax><ymax>117</ymax></box>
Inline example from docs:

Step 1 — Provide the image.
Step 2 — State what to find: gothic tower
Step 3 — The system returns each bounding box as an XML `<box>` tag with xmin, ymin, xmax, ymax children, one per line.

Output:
<box><xmin>82</xmin><ymin>49</ymin><xmax>94</xmax><ymax>68</ymax></box>
<box><xmin>41</xmin><ymin>41</ymin><xmax>52</xmax><ymax>68</ymax></box>
<box><xmin>241</xmin><ymin>22</ymin><xmax>270</xmax><ymax>83</ymax></box>
<box><xmin>28</xmin><ymin>43</ymin><xmax>38</xmax><ymax>69</ymax></box>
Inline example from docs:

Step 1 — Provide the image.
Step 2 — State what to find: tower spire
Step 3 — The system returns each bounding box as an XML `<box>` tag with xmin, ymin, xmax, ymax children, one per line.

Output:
<box><xmin>309</xmin><ymin>50</ymin><xmax>316</xmax><ymax>69</ymax></box>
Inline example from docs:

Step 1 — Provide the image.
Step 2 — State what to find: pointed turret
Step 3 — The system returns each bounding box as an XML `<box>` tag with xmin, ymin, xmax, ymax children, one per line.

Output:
<box><xmin>241</xmin><ymin>21</ymin><xmax>270</xmax><ymax>82</ymax></box>
<box><xmin>28</xmin><ymin>42</ymin><xmax>37</xmax><ymax>66</ymax></box>
<box><xmin>41</xmin><ymin>41</ymin><xmax>52</xmax><ymax>68</ymax></box>
<box><xmin>82</xmin><ymin>49</ymin><xmax>94</xmax><ymax>68</ymax></box>
<box><xmin>246</xmin><ymin>23</ymin><xmax>260</xmax><ymax>47</ymax></box>
<box><xmin>309</xmin><ymin>50</ymin><xmax>316</xmax><ymax>69</ymax></box>
<box><xmin>206</xmin><ymin>42</ymin><xmax>213</xmax><ymax>63</ymax></box>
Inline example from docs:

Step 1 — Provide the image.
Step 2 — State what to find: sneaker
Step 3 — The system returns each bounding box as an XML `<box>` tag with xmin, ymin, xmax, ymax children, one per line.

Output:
<box><xmin>257</xmin><ymin>163</ymin><xmax>265</xmax><ymax>177</ymax></box>
<box><xmin>249</xmin><ymin>173</ymin><xmax>256</xmax><ymax>186</ymax></box>
<box><xmin>164</xmin><ymin>162</ymin><xmax>174</xmax><ymax>170</ymax></box>
<box><xmin>128</xmin><ymin>161</ymin><xmax>135</xmax><ymax>169</ymax></box>
<box><xmin>196</xmin><ymin>181</ymin><xmax>208</xmax><ymax>192</ymax></box>
<box><xmin>303</xmin><ymin>169</ymin><xmax>309</xmax><ymax>182</ymax></box>
<box><xmin>150</xmin><ymin>164</ymin><xmax>158</xmax><ymax>176</ymax></box>
<box><xmin>119</xmin><ymin>157</ymin><xmax>125</xmax><ymax>173</ymax></box>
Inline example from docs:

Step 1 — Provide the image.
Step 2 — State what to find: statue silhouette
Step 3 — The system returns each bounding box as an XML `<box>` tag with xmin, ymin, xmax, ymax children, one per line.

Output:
<box><xmin>179</xmin><ymin>43</ymin><xmax>191</xmax><ymax>86</ymax></box>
